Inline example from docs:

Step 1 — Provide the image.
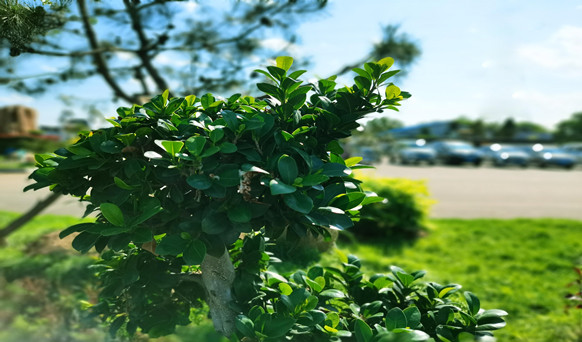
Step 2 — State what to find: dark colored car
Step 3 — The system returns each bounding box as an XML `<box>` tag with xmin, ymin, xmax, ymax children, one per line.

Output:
<box><xmin>390</xmin><ymin>139</ymin><xmax>437</xmax><ymax>165</ymax></box>
<box><xmin>480</xmin><ymin>144</ymin><xmax>531</xmax><ymax>167</ymax></box>
<box><xmin>430</xmin><ymin>140</ymin><xmax>483</xmax><ymax>166</ymax></box>
<box><xmin>528</xmin><ymin>147</ymin><xmax>577</xmax><ymax>169</ymax></box>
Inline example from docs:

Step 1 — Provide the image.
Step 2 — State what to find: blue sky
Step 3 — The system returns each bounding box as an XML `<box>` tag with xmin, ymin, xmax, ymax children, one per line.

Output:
<box><xmin>295</xmin><ymin>0</ymin><xmax>582</xmax><ymax>129</ymax></box>
<box><xmin>1</xmin><ymin>0</ymin><xmax>581</xmax><ymax>130</ymax></box>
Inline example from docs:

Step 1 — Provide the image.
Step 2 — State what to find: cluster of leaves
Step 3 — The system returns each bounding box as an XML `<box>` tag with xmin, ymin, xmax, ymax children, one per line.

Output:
<box><xmin>233</xmin><ymin>234</ymin><xmax>507</xmax><ymax>342</ymax></box>
<box><xmin>353</xmin><ymin>176</ymin><xmax>435</xmax><ymax>241</ymax></box>
<box><xmin>27</xmin><ymin>56</ymin><xmax>405</xmax><ymax>261</ymax></box>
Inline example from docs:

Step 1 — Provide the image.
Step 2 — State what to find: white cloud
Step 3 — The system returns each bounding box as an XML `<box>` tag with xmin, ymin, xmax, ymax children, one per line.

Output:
<box><xmin>517</xmin><ymin>25</ymin><xmax>582</xmax><ymax>74</ymax></box>
<box><xmin>0</xmin><ymin>94</ymin><xmax>34</xmax><ymax>104</ymax></box>
<box><xmin>481</xmin><ymin>60</ymin><xmax>495</xmax><ymax>68</ymax></box>
<box><xmin>153</xmin><ymin>54</ymin><xmax>190</xmax><ymax>67</ymax></box>
<box><xmin>508</xmin><ymin>89</ymin><xmax>582</xmax><ymax>128</ymax></box>
<box><xmin>261</xmin><ymin>38</ymin><xmax>299</xmax><ymax>55</ymax></box>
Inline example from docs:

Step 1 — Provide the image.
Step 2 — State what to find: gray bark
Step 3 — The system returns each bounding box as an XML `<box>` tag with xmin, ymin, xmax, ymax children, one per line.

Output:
<box><xmin>200</xmin><ymin>248</ymin><xmax>238</xmax><ymax>337</ymax></box>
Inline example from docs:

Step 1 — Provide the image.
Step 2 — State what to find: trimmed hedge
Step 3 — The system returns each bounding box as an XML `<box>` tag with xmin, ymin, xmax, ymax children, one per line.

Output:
<box><xmin>354</xmin><ymin>176</ymin><xmax>435</xmax><ymax>240</ymax></box>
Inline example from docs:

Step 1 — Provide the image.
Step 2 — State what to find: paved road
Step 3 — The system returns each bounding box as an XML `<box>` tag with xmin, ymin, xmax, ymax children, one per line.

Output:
<box><xmin>1</xmin><ymin>164</ymin><xmax>581</xmax><ymax>219</ymax></box>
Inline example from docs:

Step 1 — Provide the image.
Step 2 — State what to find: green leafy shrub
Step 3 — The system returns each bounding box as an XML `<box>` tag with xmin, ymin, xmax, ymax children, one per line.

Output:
<box><xmin>25</xmin><ymin>57</ymin><xmax>505</xmax><ymax>341</ymax></box>
<box><xmin>233</xmin><ymin>234</ymin><xmax>506</xmax><ymax>342</ymax></box>
<box><xmin>354</xmin><ymin>175</ymin><xmax>435</xmax><ymax>241</ymax></box>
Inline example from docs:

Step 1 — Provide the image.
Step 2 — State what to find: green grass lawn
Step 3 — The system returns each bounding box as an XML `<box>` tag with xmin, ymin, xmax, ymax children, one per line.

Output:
<box><xmin>0</xmin><ymin>211</ymin><xmax>581</xmax><ymax>341</ymax></box>
<box><xmin>335</xmin><ymin>218</ymin><xmax>582</xmax><ymax>342</ymax></box>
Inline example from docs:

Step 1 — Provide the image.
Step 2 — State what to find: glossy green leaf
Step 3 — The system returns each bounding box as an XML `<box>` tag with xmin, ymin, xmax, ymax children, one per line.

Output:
<box><xmin>228</xmin><ymin>205</ymin><xmax>252</xmax><ymax>223</ymax></box>
<box><xmin>100</xmin><ymin>203</ymin><xmax>125</xmax><ymax>227</ymax></box>
<box><xmin>385</xmin><ymin>307</ymin><xmax>408</xmax><ymax>330</ymax></box>
<box><xmin>201</xmin><ymin>213</ymin><xmax>230</xmax><ymax>234</ymax></box>
<box><xmin>276</xmin><ymin>56</ymin><xmax>294</xmax><ymax>71</ymax></box>
<box><xmin>283</xmin><ymin>191</ymin><xmax>313</xmax><ymax>214</ymax></box>
<box><xmin>235</xmin><ymin>315</ymin><xmax>255</xmax><ymax>337</ymax></box>
<box><xmin>278</xmin><ymin>154</ymin><xmax>298</xmax><ymax>185</ymax></box>
<box><xmin>156</xmin><ymin>234</ymin><xmax>188</xmax><ymax>256</ymax></box>
<box><xmin>354</xmin><ymin>319</ymin><xmax>373</xmax><ymax>342</ymax></box>
<box><xmin>278</xmin><ymin>282</ymin><xmax>293</xmax><ymax>296</ymax></box>
<box><xmin>156</xmin><ymin>140</ymin><xmax>184</xmax><ymax>156</ymax></box>
<box><xmin>183</xmin><ymin>240</ymin><xmax>206</xmax><ymax>265</ymax></box>
<box><xmin>319</xmin><ymin>289</ymin><xmax>345</xmax><ymax>298</ymax></box>
<box><xmin>385</xmin><ymin>84</ymin><xmax>401</xmax><ymax>99</ymax></box>
<box><xmin>378</xmin><ymin>57</ymin><xmax>395</xmax><ymax>69</ymax></box>
<box><xmin>220</xmin><ymin>142</ymin><xmax>237</xmax><ymax>153</ymax></box>
<box><xmin>72</xmin><ymin>231</ymin><xmax>99</xmax><ymax>252</ymax></box>
<box><xmin>209</xmin><ymin>128</ymin><xmax>224</xmax><ymax>142</ymax></box>
<box><xmin>464</xmin><ymin>291</ymin><xmax>481</xmax><ymax>316</ymax></box>
<box><xmin>186</xmin><ymin>174</ymin><xmax>213</xmax><ymax>190</ymax></box>
<box><xmin>114</xmin><ymin>177</ymin><xmax>136</xmax><ymax>190</ymax></box>
<box><xmin>270</xmin><ymin>179</ymin><xmax>296</xmax><ymax>195</ymax></box>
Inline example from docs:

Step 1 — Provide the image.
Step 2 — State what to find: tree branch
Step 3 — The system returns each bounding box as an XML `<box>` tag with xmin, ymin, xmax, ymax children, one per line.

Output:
<box><xmin>77</xmin><ymin>0</ymin><xmax>135</xmax><ymax>103</ymax></box>
<box><xmin>123</xmin><ymin>0</ymin><xmax>170</xmax><ymax>95</ymax></box>
<box><xmin>0</xmin><ymin>192</ymin><xmax>61</xmax><ymax>244</ymax></box>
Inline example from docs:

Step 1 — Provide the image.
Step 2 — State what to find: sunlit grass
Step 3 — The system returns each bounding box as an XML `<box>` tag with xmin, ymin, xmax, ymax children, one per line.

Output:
<box><xmin>1</xmin><ymin>212</ymin><xmax>581</xmax><ymax>341</ymax></box>
<box><xmin>334</xmin><ymin>218</ymin><xmax>582</xmax><ymax>342</ymax></box>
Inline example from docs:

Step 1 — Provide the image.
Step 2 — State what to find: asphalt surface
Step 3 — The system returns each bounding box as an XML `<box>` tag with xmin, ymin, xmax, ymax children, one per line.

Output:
<box><xmin>1</xmin><ymin>163</ymin><xmax>581</xmax><ymax>219</ymax></box>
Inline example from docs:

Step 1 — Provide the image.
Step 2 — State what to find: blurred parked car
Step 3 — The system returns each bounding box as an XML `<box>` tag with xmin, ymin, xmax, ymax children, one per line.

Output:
<box><xmin>480</xmin><ymin>144</ymin><xmax>531</xmax><ymax>167</ymax></box>
<box><xmin>389</xmin><ymin>139</ymin><xmax>436</xmax><ymax>165</ymax></box>
<box><xmin>562</xmin><ymin>143</ymin><xmax>582</xmax><ymax>164</ymax></box>
<box><xmin>430</xmin><ymin>140</ymin><xmax>483</xmax><ymax>166</ymax></box>
<box><xmin>525</xmin><ymin>146</ymin><xmax>577</xmax><ymax>169</ymax></box>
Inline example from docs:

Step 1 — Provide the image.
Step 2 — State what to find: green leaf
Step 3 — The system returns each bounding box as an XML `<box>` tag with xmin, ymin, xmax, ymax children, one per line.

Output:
<box><xmin>319</xmin><ymin>289</ymin><xmax>345</xmax><ymax>298</ymax></box>
<box><xmin>257</xmin><ymin>82</ymin><xmax>281</xmax><ymax>99</ymax></box>
<box><xmin>270</xmin><ymin>179</ymin><xmax>296</xmax><ymax>195</ymax></box>
<box><xmin>344</xmin><ymin>157</ymin><xmax>363</xmax><ymax>167</ymax></box>
<box><xmin>303</xmin><ymin>276</ymin><xmax>323</xmax><ymax>293</ymax></box>
<box><xmin>276</xmin><ymin>56</ymin><xmax>294</xmax><ymax>71</ymax></box>
<box><xmin>221</xmin><ymin>110</ymin><xmax>240</xmax><ymax>130</ymax></box>
<box><xmin>202</xmin><ymin>213</ymin><xmax>230</xmax><ymax>234</ymax></box>
<box><xmin>301</xmin><ymin>173</ymin><xmax>329</xmax><ymax>187</ymax></box>
<box><xmin>59</xmin><ymin>223</ymin><xmax>96</xmax><ymax>239</ymax></box>
<box><xmin>378</xmin><ymin>57</ymin><xmax>395</xmax><ymax>69</ymax></box>
<box><xmin>100</xmin><ymin>203</ymin><xmax>125</xmax><ymax>227</ymax></box>
<box><xmin>220</xmin><ymin>142</ymin><xmax>237</xmax><ymax>153</ymax></box>
<box><xmin>114</xmin><ymin>177</ymin><xmax>136</xmax><ymax>190</ymax></box>
<box><xmin>263</xmin><ymin>315</ymin><xmax>296</xmax><ymax>338</ymax></box>
<box><xmin>322</xmin><ymin>163</ymin><xmax>351</xmax><ymax>177</ymax></box>
<box><xmin>156</xmin><ymin>140</ymin><xmax>184</xmax><ymax>156</ymax></box>
<box><xmin>235</xmin><ymin>315</ymin><xmax>255</xmax><ymax>337</ymax></box>
<box><xmin>385</xmin><ymin>307</ymin><xmax>407</xmax><ymax>330</ymax></box>
<box><xmin>283</xmin><ymin>191</ymin><xmax>313</xmax><ymax>214</ymax></box>
<box><xmin>242</xmin><ymin>164</ymin><xmax>269</xmax><ymax>174</ymax></box>
<box><xmin>354</xmin><ymin>319</ymin><xmax>373</xmax><ymax>342</ymax></box>
<box><xmin>403</xmin><ymin>306</ymin><xmax>421</xmax><ymax>329</ymax></box>
<box><xmin>464</xmin><ymin>291</ymin><xmax>481</xmax><ymax>316</ymax></box>
<box><xmin>156</xmin><ymin>234</ymin><xmax>188</xmax><ymax>255</ymax></box>
<box><xmin>183</xmin><ymin>240</ymin><xmax>206</xmax><ymax>265</ymax></box>
<box><xmin>385</xmin><ymin>84</ymin><xmax>401</xmax><ymax>99</ymax></box>
<box><xmin>217</xmin><ymin>167</ymin><xmax>240</xmax><ymax>187</ymax></box>
<box><xmin>278</xmin><ymin>282</ymin><xmax>293</xmax><ymax>296</ymax></box>
<box><xmin>186</xmin><ymin>174</ymin><xmax>213</xmax><ymax>190</ymax></box>
<box><xmin>228</xmin><ymin>205</ymin><xmax>252</xmax><ymax>223</ymax></box>
<box><xmin>330</xmin><ymin>192</ymin><xmax>366</xmax><ymax>210</ymax></box>
<box><xmin>200</xmin><ymin>145</ymin><xmax>220</xmax><ymax>158</ymax></box>
<box><xmin>209</xmin><ymin>128</ymin><xmax>224</xmax><ymax>143</ymax></box>
<box><xmin>72</xmin><ymin>232</ymin><xmax>99</xmax><ymax>252</ymax></box>
<box><xmin>278</xmin><ymin>154</ymin><xmax>298</xmax><ymax>185</ymax></box>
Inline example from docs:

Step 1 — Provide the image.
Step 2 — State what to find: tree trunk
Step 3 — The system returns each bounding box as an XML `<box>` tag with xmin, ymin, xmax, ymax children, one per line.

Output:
<box><xmin>0</xmin><ymin>192</ymin><xmax>61</xmax><ymax>244</ymax></box>
<box><xmin>200</xmin><ymin>247</ymin><xmax>238</xmax><ymax>337</ymax></box>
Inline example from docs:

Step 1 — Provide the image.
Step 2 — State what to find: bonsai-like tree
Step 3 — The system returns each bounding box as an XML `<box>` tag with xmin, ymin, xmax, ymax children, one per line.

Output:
<box><xmin>27</xmin><ymin>57</ymin><xmax>506</xmax><ymax>341</ymax></box>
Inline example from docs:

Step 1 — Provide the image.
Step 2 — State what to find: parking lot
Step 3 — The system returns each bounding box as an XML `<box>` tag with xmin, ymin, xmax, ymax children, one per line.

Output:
<box><xmin>361</xmin><ymin>161</ymin><xmax>582</xmax><ymax>220</ymax></box>
<box><xmin>1</xmin><ymin>163</ymin><xmax>581</xmax><ymax>220</ymax></box>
